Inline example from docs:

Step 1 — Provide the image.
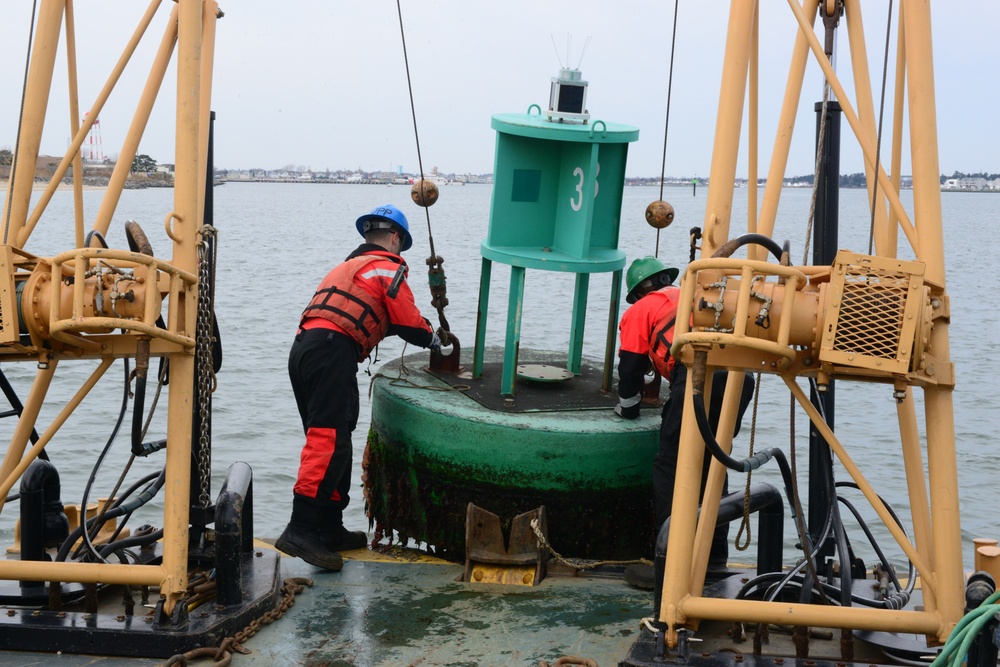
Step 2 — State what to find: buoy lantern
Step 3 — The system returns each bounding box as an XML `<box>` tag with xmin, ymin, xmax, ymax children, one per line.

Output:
<box><xmin>546</xmin><ymin>68</ymin><xmax>590</xmax><ymax>124</ymax></box>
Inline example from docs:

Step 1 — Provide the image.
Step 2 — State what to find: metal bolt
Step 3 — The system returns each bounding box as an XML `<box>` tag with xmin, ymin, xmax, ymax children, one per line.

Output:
<box><xmin>735</xmin><ymin>655</ymin><xmax>744</xmax><ymax>662</ymax></box>
<box><xmin>775</xmin><ymin>659</ymin><xmax>784</xmax><ymax>665</ymax></box>
<box><xmin>5</xmin><ymin>610</ymin><xmax>14</xmax><ymax>617</ymax></box>
<box><xmin>256</xmin><ymin>551</ymin><xmax>263</xmax><ymax>557</ymax></box>
<box><xmin>116</xmin><ymin>615</ymin><xmax>125</xmax><ymax>622</ymax></box>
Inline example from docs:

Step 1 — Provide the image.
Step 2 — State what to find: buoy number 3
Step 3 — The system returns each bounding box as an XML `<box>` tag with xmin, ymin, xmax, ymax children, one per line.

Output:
<box><xmin>569</xmin><ymin>163</ymin><xmax>600</xmax><ymax>211</ymax></box>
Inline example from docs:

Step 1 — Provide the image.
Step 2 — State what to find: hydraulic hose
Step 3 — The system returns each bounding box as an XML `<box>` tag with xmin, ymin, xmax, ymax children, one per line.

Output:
<box><xmin>837</xmin><ymin>494</ymin><xmax>914</xmax><ymax>607</ymax></box>
<box><xmin>830</xmin><ymin>495</ymin><xmax>855</xmax><ymax>607</ymax></box>
<box><xmin>689</xmin><ymin>350</ymin><xmax>796</xmax><ymax>511</ymax></box>
<box><xmin>98</xmin><ymin>527</ymin><xmax>164</xmax><ymax>559</ymax></box>
<box><xmin>56</xmin><ymin>469</ymin><xmax>164</xmax><ymax>562</ymax></box>
<box><xmin>711</xmin><ymin>233</ymin><xmax>785</xmax><ymax>261</ymax></box>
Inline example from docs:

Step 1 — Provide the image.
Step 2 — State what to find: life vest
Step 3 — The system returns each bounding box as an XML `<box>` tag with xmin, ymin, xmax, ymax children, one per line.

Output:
<box><xmin>300</xmin><ymin>254</ymin><xmax>403</xmax><ymax>358</ymax></box>
<box><xmin>647</xmin><ymin>287</ymin><xmax>680</xmax><ymax>378</ymax></box>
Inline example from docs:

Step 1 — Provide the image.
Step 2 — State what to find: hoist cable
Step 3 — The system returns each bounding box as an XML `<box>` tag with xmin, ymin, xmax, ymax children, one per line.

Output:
<box><xmin>3</xmin><ymin>0</ymin><xmax>40</xmax><ymax>245</ymax></box>
<box><xmin>394</xmin><ymin>0</ymin><xmax>437</xmax><ymax>260</ymax></box>
<box><xmin>655</xmin><ymin>0</ymin><xmax>681</xmax><ymax>259</ymax></box>
<box><xmin>395</xmin><ymin>0</ymin><xmax>453</xmax><ymax>341</ymax></box>
<box><xmin>803</xmin><ymin>85</ymin><xmax>830</xmax><ymax>265</ymax></box>
<box><xmin>868</xmin><ymin>0</ymin><xmax>894</xmax><ymax>256</ymax></box>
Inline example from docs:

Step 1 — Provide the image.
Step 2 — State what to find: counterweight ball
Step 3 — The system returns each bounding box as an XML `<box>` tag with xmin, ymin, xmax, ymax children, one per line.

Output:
<box><xmin>411</xmin><ymin>179</ymin><xmax>440</xmax><ymax>207</ymax></box>
<box><xmin>645</xmin><ymin>200</ymin><xmax>675</xmax><ymax>229</ymax></box>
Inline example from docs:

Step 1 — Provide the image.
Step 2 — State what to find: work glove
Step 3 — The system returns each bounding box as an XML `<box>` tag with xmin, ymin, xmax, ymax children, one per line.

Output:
<box><xmin>429</xmin><ymin>330</ymin><xmax>442</xmax><ymax>352</ymax></box>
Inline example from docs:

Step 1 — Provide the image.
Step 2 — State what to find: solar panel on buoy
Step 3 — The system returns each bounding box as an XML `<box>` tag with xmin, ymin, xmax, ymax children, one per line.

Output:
<box><xmin>516</xmin><ymin>364</ymin><xmax>574</xmax><ymax>382</ymax></box>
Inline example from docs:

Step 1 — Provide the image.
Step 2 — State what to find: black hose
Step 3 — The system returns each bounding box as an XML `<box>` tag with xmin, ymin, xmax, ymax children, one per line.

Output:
<box><xmin>836</xmin><ymin>494</ymin><xmax>915</xmax><ymax>603</ymax></box>
<box><xmin>84</xmin><ymin>230</ymin><xmax>108</xmax><ymax>249</ymax></box>
<box><xmin>711</xmin><ymin>233</ymin><xmax>785</xmax><ymax>262</ymax></box>
<box><xmin>56</xmin><ymin>469</ymin><xmax>164</xmax><ymax>562</ymax></box>
<box><xmin>689</xmin><ymin>354</ymin><xmax>797</xmax><ymax>512</ymax></box>
<box><xmin>0</xmin><ymin>369</ymin><xmax>43</xmax><ymax>458</ymax></box>
<box><xmin>98</xmin><ymin>527</ymin><xmax>164</xmax><ymax>559</ymax></box>
<box><xmin>830</xmin><ymin>495</ymin><xmax>854</xmax><ymax>607</ymax></box>
<box><xmin>76</xmin><ymin>358</ymin><xmax>131</xmax><ymax>562</ymax></box>
<box><xmin>743</xmin><ymin>567</ymin><xmax>911</xmax><ymax>609</ymax></box>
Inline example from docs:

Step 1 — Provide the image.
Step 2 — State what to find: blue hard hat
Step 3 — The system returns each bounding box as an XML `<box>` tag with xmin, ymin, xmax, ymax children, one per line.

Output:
<box><xmin>355</xmin><ymin>204</ymin><xmax>412</xmax><ymax>251</ymax></box>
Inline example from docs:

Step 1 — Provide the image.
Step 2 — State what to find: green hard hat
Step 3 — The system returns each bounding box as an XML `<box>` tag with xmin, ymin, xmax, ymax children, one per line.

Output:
<box><xmin>625</xmin><ymin>256</ymin><xmax>679</xmax><ymax>304</ymax></box>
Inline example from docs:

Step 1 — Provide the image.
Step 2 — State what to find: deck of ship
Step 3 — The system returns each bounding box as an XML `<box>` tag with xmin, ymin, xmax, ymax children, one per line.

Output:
<box><xmin>0</xmin><ymin>545</ymin><xmax>653</xmax><ymax>666</ymax></box>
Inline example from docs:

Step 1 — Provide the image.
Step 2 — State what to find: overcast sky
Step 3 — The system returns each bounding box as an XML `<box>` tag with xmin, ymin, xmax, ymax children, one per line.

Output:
<box><xmin>1</xmin><ymin>1</ymin><xmax>997</xmax><ymax>178</ymax></box>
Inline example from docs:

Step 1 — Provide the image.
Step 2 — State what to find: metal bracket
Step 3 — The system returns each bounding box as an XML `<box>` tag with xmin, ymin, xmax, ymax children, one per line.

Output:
<box><xmin>430</xmin><ymin>332</ymin><xmax>462</xmax><ymax>374</ymax></box>
<box><xmin>464</xmin><ymin>503</ymin><xmax>548</xmax><ymax>586</ymax></box>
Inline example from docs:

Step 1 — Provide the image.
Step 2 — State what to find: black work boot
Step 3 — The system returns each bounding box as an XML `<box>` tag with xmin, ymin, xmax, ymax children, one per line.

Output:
<box><xmin>321</xmin><ymin>525</ymin><xmax>368</xmax><ymax>552</ymax></box>
<box><xmin>319</xmin><ymin>506</ymin><xmax>368</xmax><ymax>551</ymax></box>
<box><xmin>275</xmin><ymin>524</ymin><xmax>344</xmax><ymax>571</ymax></box>
<box><xmin>276</xmin><ymin>496</ymin><xmax>345</xmax><ymax>571</ymax></box>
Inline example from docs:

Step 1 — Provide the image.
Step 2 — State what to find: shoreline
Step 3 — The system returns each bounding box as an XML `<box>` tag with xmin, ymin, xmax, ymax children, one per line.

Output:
<box><xmin>0</xmin><ymin>179</ymin><xmax>107</xmax><ymax>192</ymax></box>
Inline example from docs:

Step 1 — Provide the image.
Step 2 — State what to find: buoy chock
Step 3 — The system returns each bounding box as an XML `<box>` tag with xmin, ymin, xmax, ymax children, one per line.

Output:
<box><xmin>645</xmin><ymin>200</ymin><xmax>674</xmax><ymax>229</ymax></box>
<box><xmin>411</xmin><ymin>179</ymin><xmax>440</xmax><ymax>207</ymax></box>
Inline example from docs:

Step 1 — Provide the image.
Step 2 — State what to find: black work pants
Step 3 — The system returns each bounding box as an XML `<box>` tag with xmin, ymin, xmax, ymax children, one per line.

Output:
<box><xmin>652</xmin><ymin>364</ymin><xmax>754</xmax><ymax>564</ymax></box>
<box><xmin>288</xmin><ymin>328</ymin><xmax>360</xmax><ymax>528</ymax></box>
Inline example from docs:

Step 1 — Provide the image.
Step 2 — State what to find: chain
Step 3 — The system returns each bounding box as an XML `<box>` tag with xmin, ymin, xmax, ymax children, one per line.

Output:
<box><xmin>529</xmin><ymin>518</ymin><xmax>650</xmax><ymax>571</ymax></box>
<box><xmin>162</xmin><ymin>577</ymin><xmax>312</xmax><ymax>666</ymax></box>
<box><xmin>539</xmin><ymin>657</ymin><xmax>599</xmax><ymax>667</ymax></box>
<box><xmin>195</xmin><ymin>224</ymin><xmax>218</xmax><ymax>508</ymax></box>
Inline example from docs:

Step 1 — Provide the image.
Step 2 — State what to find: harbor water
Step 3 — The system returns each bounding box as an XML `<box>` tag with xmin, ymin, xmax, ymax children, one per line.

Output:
<box><xmin>2</xmin><ymin>182</ymin><xmax>996</xmax><ymax>572</ymax></box>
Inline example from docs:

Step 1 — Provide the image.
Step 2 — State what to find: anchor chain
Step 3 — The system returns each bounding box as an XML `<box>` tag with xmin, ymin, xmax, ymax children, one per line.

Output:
<box><xmin>195</xmin><ymin>224</ymin><xmax>218</xmax><ymax>508</ymax></box>
<box><xmin>539</xmin><ymin>657</ymin><xmax>599</xmax><ymax>667</ymax></box>
<box><xmin>162</xmin><ymin>577</ymin><xmax>312</xmax><ymax>667</ymax></box>
<box><xmin>529</xmin><ymin>518</ymin><xmax>650</xmax><ymax>572</ymax></box>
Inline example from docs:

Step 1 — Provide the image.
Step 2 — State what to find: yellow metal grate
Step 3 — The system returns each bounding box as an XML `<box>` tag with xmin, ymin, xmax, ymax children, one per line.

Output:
<box><xmin>820</xmin><ymin>252</ymin><xmax>925</xmax><ymax>376</ymax></box>
<box><xmin>834</xmin><ymin>272</ymin><xmax>908</xmax><ymax>358</ymax></box>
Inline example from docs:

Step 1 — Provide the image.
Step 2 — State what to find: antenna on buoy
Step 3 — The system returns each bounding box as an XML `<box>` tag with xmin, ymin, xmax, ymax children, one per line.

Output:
<box><xmin>545</xmin><ymin>35</ymin><xmax>592</xmax><ymax>124</ymax></box>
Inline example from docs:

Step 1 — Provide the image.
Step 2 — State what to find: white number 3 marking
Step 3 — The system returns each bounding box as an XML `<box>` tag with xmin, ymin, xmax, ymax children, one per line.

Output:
<box><xmin>569</xmin><ymin>163</ymin><xmax>600</xmax><ymax>212</ymax></box>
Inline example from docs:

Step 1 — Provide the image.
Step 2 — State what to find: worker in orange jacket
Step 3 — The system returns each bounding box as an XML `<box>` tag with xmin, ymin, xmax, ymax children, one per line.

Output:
<box><xmin>616</xmin><ymin>256</ymin><xmax>753</xmax><ymax>579</ymax></box>
<box><xmin>277</xmin><ymin>204</ymin><xmax>439</xmax><ymax>571</ymax></box>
